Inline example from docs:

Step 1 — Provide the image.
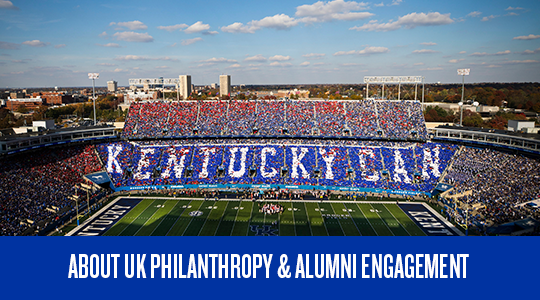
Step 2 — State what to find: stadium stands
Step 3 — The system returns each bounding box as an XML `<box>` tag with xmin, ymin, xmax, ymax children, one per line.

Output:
<box><xmin>3</xmin><ymin>98</ymin><xmax>540</xmax><ymax>236</ymax></box>
<box><xmin>442</xmin><ymin>147</ymin><xmax>540</xmax><ymax>225</ymax></box>
<box><xmin>96</xmin><ymin>140</ymin><xmax>457</xmax><ymax>194</ymax></box>
<box><xmin>0</xmin><ymin>145</ymin><xmax>102</xmax><ymax>236</ymax></box>
<box><xmin>121</xmin><ymin>99</ymin><xmax>428</xmax><ymax>140</ymax></box>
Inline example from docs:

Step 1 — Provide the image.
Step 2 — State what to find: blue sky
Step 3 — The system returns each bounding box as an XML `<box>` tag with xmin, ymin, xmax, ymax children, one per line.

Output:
<box><xmin>0</xmin><ymin>0</ymin><xmax>539</xmax><ymax>87</ymax></box>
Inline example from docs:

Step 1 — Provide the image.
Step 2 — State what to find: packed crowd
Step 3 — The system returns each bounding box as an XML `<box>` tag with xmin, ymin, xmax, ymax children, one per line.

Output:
<box><xmin>121</xmin><ymin>99</ymin><xmax>427</xmax><ymax>140</ymax></box>
<box><xmin>442</xmin><ymin>147</ymin><xmax>540</xmax><ymax>225</ymax></box>
<box><xmin>97</xmin><ymin>140</ymin><xmax>456</xmax><ymax>194</ymax></box>
<box><xmin>0</xmin><ymin>145</ymin><xmax>102</xmax><ymax>236</ymax></box>
<box><xmin>260</xmin><ymin>203</ymin><xmax>284</xmax><ymax>215</ymax></box>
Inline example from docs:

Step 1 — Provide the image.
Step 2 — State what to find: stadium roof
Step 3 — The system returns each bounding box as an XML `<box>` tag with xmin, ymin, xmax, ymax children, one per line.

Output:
<box><xmin>436</xmin><ymin>125</ymin><xmax>540</xmax><ymax>141</ymax></box>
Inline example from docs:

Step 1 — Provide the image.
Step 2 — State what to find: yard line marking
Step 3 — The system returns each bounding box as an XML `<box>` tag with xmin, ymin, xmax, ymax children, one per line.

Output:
<box><xmin>369</xmin><ymin>203</ymin><xmax>395</xmax><ymax>236</ymax></box>
<box><xmin>197</xmin><ymin>201</ymin><xmax>218</xmax><ymax>236</ymax></box>
<box><xmin>181</xmin><ymin>200</ymin><xmax>209</xmax><ymax>236</ymax></box>
<box><xmin>229</xmin><ymin>200</ymin><xmax>243</xmax><ymax>236</ymax></box>
<box><xmin>164</xmin><ymin>199</ymin><xmax>194</xmax><ymax>236</ymax></box>
<box><xmin>350</xmin><ymin>203</ymin><xmax>377</xmax><ymax>235</ymax></box>
<box><xmin>133</xmin><ymin>200</ymin><xmax>169</xmax><ymax>236</ymax></box>
<box><xmin>290</xmin><ymin>202</ymin><xmax>297</xmax><ymax>236</ymax></box>
<box><xmin>149</xmin><ymin>201</ymin><xmax>184</xmax><ymax>236</ymax></box>
<box><xmin>339</xmin><ymin>203</ymin><xmax>362</xmax><ymax>236</ymax></box>
<box><xmin>383</xmin><ymin>204</ymin><xmax>412</xmax><ymax>236</ymax></box>
<box><xmin>303</xmin><ymin>202</ymin><xmax>315</xmax><ymax>236</ymax></box>
<box><xmin>117</xmin><ymin>200</ymin><xmax>157</xmax><ymax>236</ymax></box>
<box><xmin>316</xmin><ymin>203</ymin><xmax>332</xmax><ymax>236</ymax></box>
<box><xmin>245</xmin><ymin>200</ymin><xmax>255</xmax><ymax>236</ymax></box>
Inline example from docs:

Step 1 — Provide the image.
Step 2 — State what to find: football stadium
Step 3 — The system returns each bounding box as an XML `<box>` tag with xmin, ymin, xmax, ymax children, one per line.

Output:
<box><xmin>1</xmin><ymin>96</ymin><xmax>540</xmax><ymax>236</ymax></box>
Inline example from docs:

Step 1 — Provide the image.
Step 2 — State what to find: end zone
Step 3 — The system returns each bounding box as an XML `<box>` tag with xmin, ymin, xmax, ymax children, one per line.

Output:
<box><xmin>66</xmin><ymin>197</ymin><xmax>143</xmax><ymax>236</ymax></box>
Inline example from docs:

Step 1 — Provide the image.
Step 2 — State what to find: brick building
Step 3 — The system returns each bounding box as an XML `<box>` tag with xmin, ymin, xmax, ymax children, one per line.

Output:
<box><xmin>6</xmin><ymin>97</ymin><xmax>44</xmax><ymax>110</ymax></box>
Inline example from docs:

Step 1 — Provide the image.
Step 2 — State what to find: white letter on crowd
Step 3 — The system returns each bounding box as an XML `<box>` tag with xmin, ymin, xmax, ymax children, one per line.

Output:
<box><xmin>133</xmin><ymin>148</ymin><xmax>155</xmax><ymax>180</ymax></box>
<box><xmin>107</xmin><ymin>145</ymin><xmax>123</xmax><ymax>173</ymax></box>
<box><xmin>161</xmin><ymin>148</ymin><xmax>189</xmax><ymax>179</ymax></box>
<box><xmin>319</xmin><ymin>148</ymin><xmax>335</xmax><ymax>179</ymax></box>
<box><xmin>359</xmin><ymin>149</ymin><xmax>380</xmax><ymax>181</ymax></box>
<box><xmin>228</xmin><ymin>147</ymin><xmax>249</xmax><ymax>178</ymax></box>
<box><xmin>199</xmin><ymin>147</ymin><xmax>216</xmax><ymax>178</ymax></box>
<box><xmin>393</xmin><ymin>149</ymin><xmax>411</xmax><ymax>183</ymax></box>
<box><xmin>422</xmin><ymin>146</ymin><xmax>441</xmax><ymax>179</ymax></box>
<box><xmin>291</xmin><ymin>147</ymin><xmax>310</xmax><ymax>179</ymax></box>
<box><xmin>260</xmin><ymin>147</ymin><xmax>278</xmax><ymax>178</ymax></box>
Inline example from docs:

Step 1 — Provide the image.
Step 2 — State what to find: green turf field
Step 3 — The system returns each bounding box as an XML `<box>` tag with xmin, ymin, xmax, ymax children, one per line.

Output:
<box><xmin>101</xmin><ymin>198</ymin><xmax>429</xmax><ymax>236</ymax></box>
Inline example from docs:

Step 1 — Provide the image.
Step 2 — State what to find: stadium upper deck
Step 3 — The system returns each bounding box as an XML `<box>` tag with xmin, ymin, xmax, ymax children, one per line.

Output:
<box><xmin>121</xmin><ymin>99</ymin><xmax>428</xmax><ymax>140</ymax></box>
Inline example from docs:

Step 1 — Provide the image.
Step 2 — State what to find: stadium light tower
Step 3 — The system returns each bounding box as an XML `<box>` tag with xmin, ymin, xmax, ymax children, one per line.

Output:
<box><xmin>88</xmin><ymin>73</ymin><xmax>99</xmax><ymax>126</ymax></box>
<box><xmin>458</xmin><ymin>100</ymin><xmax>479</xmax><ymax>126</ymax></box>
<box><xmin>457</xmin><ymin>69</ymin><xmax>470</xmax><ymax>106</ymax></box>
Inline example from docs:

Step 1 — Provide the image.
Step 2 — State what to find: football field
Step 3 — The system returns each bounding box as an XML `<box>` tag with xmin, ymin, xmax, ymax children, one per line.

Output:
<box><xmin>69</xmin><ymin>197</ymin><xmax>461</xmax><ymax>236</ymax></box>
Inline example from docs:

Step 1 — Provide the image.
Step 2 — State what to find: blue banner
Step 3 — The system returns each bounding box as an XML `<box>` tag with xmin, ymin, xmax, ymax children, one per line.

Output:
<box><xmin>0</xmin><ymin>237</ymin><xmax>540</xmax><ymax>299</ymax></box>
<box><xmin>1</xmin><ymin>237</ymin><xmax>539</xmax><ymax>299</ymax></box>
<box><xmin>114</xmin><ymin>183</ymin><xmax>429</xmax><ymax>197</ymax></box>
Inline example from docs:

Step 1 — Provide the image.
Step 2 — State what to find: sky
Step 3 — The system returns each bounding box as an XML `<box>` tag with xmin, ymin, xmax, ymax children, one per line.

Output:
<box><xmin>0</xmin><ymin>0</ymin><xmax>539</xmax><ymax>88</ymax></box>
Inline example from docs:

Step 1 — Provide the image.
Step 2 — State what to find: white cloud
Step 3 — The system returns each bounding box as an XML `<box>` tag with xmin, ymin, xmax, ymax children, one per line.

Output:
<box><xmin>111</xmin><ymin>21</ymin><xmax>148</xmax><ymax>30</ymax></box>
<box><xmin>413</xmin><ymin>62</ymin><xmax>424</xmax><ymax>66</ymax></box>
<box><xmin>227</xmin><ymin>64</ymin><xmax>242</xmax><ymax>68</ymax></box>
<box><xmin>269</xmin><ymin>55</ymin><xmax>291</xmax><ymax>61</ymax></box>
<box><xmin>22</xmin><ymin>40</ymin><xmax>49</xmax><ymax>47</ymax></box>
<box><xmin>113</xmin><ymin>31</ymin><xmax>154</xmax><ymax>42</ymax></box>
<box><xmin>155</xmin><ymin>66</ymin><xmax>170</xmax><ymax>69</ymax></box>
<box><xmin>184</xmin><ymin>21</ymin><xmax>211</xmax><ymax>34</ymax></box>
<box><xmin>502</xmin><ymin>60</ymin><xmax>539</xmax><ymax>64</ymax></box>
<box><xmin>115</xmin><ymin>55</ymin><xmax>176</xmax><ymax>61</ymax></box>
<box><xmin>97</xmin><ymin>43</ymin><xmax>121</xmax><ymax>48</ymax></box>
<box><xmin>467</xmin><ymin>11</ymin><xmax>482</xmax><ymax>17</ymax></box>
<box><xmin>221</xmin><ymin>22</ymin><xmax>257</xmax><ymax>33</ymax></box>
<box><xmin>96</xmin><ymin>63</ymin><xmax>116</xmax><ymax>66</ymax></box>
<box><xmin>0</xmin><ymin>0</ymin><xmax>18</xmax><ymax>10</ymax></box>
<box><xmin>202</xmin><ymin>31</ymin><xmax>219</xmax><ymax>35</ymax></box>
<box><xmin>255</xmin><ymin>14</ymin><xmax>298</xmax><ymax>30</ymax></box>
<box><xmin>295</xmin><ymin>0</ymin><xmax>372</xmax><ymax>23</ymax></box>
<box><xmin>0</xmin><ymin>41</ymin><xmax>20</xmax><ymax>49</ymax></box>
<box><xmin>99</xmin><ymin>32</ymin><xmax>108</xmax><ymax>38</ymax></box>
<box><xmin>269</xmin><ymin>62</ymin><xmax>292</xmax><ymax>67</ymax></box>
<box><xmin>419</xmin><ymin>67</ymin><xmax>443</xmax><ymax>71</ymax></box>
<box><xmin>54</xmin><ymin>44</ymin><xmax>66</xmax><ymax>49</ymax></box>
<box><xmin>300</xmin><ymin>61</ymin><xmax>310</xmax><ymax>66</ymax></box>
<box><xmin>481</xmin><ymin>15</ymin><xmax>498</xmax><ymax>22</ymax></box>
<box><xmin>390</xmin><ymin>0</ymin><xmax>402</xmax><ymax>6</ymax></box>
<box><xmin>333</xmin><ymin>46</ymin><xmax>389</xmax><ymax>56</ymax></box>
<box><xmin>112</xmin><ymin>68</ymin><xmax>127</xmax><ymax>73</ymax></box>
<box><xmin>157</xmin><ymin>24</ymin><xmax>188</xmax><ymax>32</ymax></box>
<box><xmin>222</xmin><ymin>13</ymin><xmax>298</xmax><ymax>33</ymax></box>
<box><xmin>303</xmin><ymin>53</ymin><xmax>326</xmax><ymax>59</ymax></box>
<box><xmin>469</xmin><ymin>50</ymin><xmax>510</xmax><ymax>56</ymax></box>
<box><xmin>198</xmin><ymin>57</ymin><xmax>237</xmax><ymax>64</ymax></box>
<box><xmin>245</xmin><ymin>54</ymin><xmax>267</xmax><ymax>62</ymax></box>
<box><xmin>374</xmin><ymin>2</ymin><xmax>384</xmax><ymax>7</ymax></box>
<box><xmin>520</xmin><ymin>48</ymin><xmax>540</xmax><ymax>54</ymax></box>
<box><xmin>412</xmin><ymin>49</ymin><xmax>439</xmax><ymax>54</ymax></box>
<box><xmin>448</xmin><ymin>59</ymin><xmax>465</xmax><ymax>63</ymax></box>
<box><xmin>459</xmin><ymin>51</ymin><xmax>466</xmax><ymax>54</ymax></box>
<box><xmin>513</xmin><ymin>34</ymin><xmax>540</xmax><ymax>40</ymax></box>
<box><xmin>420</xmin><ymin>42</ymin><xmax>437</xmax><ymax>46</ymax></box>
<box><xmin>506</xmin><ymin>6</ymin><xmax>524</xmax><ymax>11</ymax></box>
<box><xmin>350</xmin><ymin>12</ymin><xmax>454</xmax><ymax>32</ymax></box>
<box><xmin>181</xmin><ymin>37</ymin><xmax>203</xmax><ymax>46</ymax></box>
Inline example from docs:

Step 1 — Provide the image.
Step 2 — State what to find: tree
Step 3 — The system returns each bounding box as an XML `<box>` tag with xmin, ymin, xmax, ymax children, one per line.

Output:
<box><xmin>15</xmin><ymin>106</ymin><xmax>29</xmax><ymax>114</ymax></box>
